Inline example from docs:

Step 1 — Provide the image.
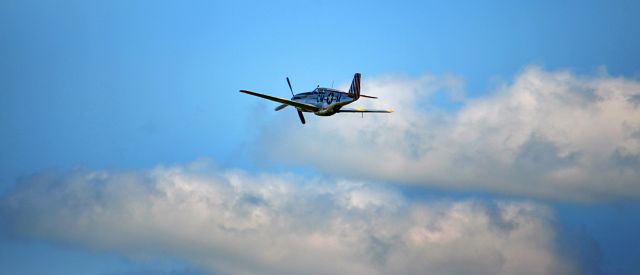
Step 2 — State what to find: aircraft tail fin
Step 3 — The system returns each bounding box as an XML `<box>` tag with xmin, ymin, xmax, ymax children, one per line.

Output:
<box><xmin>348</xmin><ymin>73</ymin><xmax>361</xmax><ymax>100</ymax></box>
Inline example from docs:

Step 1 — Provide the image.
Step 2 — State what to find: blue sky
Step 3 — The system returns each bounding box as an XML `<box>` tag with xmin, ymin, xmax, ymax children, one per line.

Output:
<box><xmin>2</xmin><ymin>1</ymin><xmax>640</xmax><ymax>274</ymax></box>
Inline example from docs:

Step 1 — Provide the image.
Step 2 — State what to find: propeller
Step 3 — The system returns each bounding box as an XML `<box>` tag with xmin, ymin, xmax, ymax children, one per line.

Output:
<box><xmin>275</xmin><ymin>104</ymin><xmax>288</xmax><ymax>111</ymax></box>
<box><xmin>286</xmin><ymin>77</ymin><xmax>294</xmax><ymax>97</ymax></box>
<box><xmin>297</xmin><ymin>110</ymin><xmax>306</xmax><ymax>124</ymax></box>
<box><xmin>286</xmin><ymin>77</ymin><xmax>305</xmax><ymax>125</ymax></box>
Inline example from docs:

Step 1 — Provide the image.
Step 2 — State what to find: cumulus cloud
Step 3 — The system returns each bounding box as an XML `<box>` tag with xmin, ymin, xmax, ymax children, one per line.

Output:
<box><xmin>257</xmin><ymin>67</ymin><xmax>640</xmax><ymax>201</ymax></box>
<box><xmin>0</xmin><ymin>161</ymin><xmax>574</xmax><ymax>275</ymax></box>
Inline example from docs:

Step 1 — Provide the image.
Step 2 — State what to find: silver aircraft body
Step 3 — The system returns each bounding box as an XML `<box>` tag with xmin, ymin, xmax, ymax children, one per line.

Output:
<box><xmin>240</xmin><ymin>73</ymin><xmax>392</xmax><ymax>124</ymax></box>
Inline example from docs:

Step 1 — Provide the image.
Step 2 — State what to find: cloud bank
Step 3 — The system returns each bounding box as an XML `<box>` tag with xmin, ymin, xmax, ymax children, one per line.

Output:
<box><xmin>258</xmin><ymin>67</ymin><xmax>640</xmax><ymax>201</ymax></box>
<box><xmin>0</xmin><ymin>161</ymin><xmax>574</xmax><ymax>274</ymax></box>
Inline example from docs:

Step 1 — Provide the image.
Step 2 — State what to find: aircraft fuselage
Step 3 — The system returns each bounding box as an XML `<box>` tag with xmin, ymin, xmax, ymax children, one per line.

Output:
<box><xmin>291</xmin><ymin>87</ymin><xmax>356</xmax><ymax>116</ymax></box>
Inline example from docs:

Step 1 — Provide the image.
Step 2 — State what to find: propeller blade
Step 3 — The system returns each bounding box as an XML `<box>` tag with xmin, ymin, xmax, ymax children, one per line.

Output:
<box><xmin>297</xmin><ymin>110</ymin><xmax>306</xmax><ymax>124</ymax></box>
<box><xmin>286</xmin><ymin>77</ymin><xmax>294</xmax><ymax>97</ymax></box>
<box><xmin>275</xmin><ymin>104</ymin><xmax>288</xmax><ymax>111</ymax></box>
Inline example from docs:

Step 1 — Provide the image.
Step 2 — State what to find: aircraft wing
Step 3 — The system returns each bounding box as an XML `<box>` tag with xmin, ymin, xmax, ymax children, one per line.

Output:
<box><xmin>338</xmin><ymin>107</ymin><xmax>393</xmax><ymax>113</ymax></box>
<box><xmin>240</xmin><ymin>90</ymin><xmax>319</xmax><ymax>112</ymax></box>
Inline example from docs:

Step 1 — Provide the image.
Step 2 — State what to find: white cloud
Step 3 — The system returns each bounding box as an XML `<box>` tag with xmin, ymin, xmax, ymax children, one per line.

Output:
<box><xmin>0</xmin><ymin>161</ymin><xmax>575</xmax><ymax>275</ymax></box>
<box><xmin>256</xmin><ymin>67</ymin><xmax>640</xmax><ymax>201</ymax></box>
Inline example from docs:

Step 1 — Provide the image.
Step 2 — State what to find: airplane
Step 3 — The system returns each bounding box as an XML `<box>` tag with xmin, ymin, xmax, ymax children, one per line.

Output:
<box><xmin>240</xmin><ymin>73</ymin><xmax>392</xmax><ymax>124</ymax></box>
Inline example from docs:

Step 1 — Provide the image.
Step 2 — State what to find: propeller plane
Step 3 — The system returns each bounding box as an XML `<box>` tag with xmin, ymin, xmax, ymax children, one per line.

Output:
<box><xmin>240</xmin><ymin>73</ymin><xmax>392</xmax><ymax>124</ymax></box>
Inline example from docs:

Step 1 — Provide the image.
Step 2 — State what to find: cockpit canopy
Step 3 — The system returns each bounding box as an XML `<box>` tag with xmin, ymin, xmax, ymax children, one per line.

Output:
<box><xmin>313</xmin><ymin>87</ymin><xmax>341</xmax><ymax>93</ymax></box>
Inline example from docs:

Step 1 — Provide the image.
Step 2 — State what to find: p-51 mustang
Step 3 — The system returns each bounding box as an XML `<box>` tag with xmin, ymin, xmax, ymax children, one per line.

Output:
<box><xmin>240</xmin><ymin>73</ymin><xmax>392</xmax><ymax>124</ymax></box>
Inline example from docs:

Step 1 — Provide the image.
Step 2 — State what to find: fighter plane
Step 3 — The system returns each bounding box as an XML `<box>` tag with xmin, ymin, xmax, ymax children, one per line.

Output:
<box><xmin>240</xmin><ymin>73</ymin><xmax>392</xmax><ymax>124</ymax></box>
